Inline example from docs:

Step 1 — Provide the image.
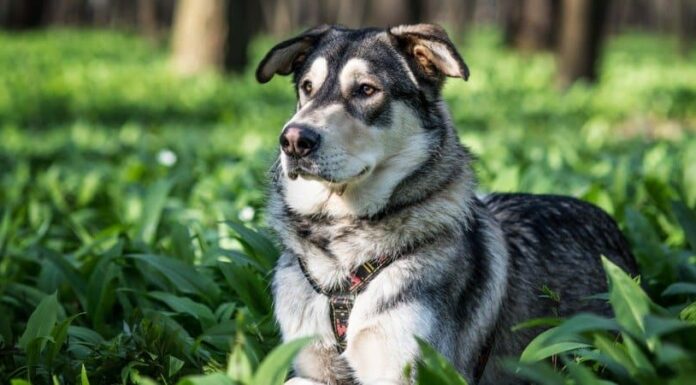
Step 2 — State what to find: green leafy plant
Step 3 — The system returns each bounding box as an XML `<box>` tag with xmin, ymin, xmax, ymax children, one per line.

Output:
<box><xmin>507</xmin><ymin>256</ymin><xmax>696</xmax><ymax>384</ymax></box>
<box><xmin>1</xmin><ymin>27</ymin><xmax>694</xmax><ymax>384</ymax></box>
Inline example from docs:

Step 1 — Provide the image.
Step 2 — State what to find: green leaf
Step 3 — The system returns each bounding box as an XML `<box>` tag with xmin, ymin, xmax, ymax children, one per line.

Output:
<box><xmin>130</xmin><ymin>372</ymin><xmax>161</xmax><ymax>385</ymax></box>
<box><xmin>127</xmin><ymin>254</ymin><xmax>220</xmax><ymax>304</ymax></box>
<box><xmin>623</xmin><ymin>209</ymin><xmax>666</xmax><ymax>278</ymax></box>
<box><xmin>176</xmin><ymin>373</ymin><xmax>234</xmax><ymax>385</ymax></box>
<box><xmin>170</xmin><ymin>223</ymin><xmax>196</xmax><ymax>264</ymax></box>
<box><xmin>85</xmin><ymin>255</ymin><xmax>120</xmax><ymax>333</ymax></box>
<box><xmin>81</xmin><ymin>364</ymin><xmax>91</xmax><ymax>385</ymax></box>
<box><xmin>168</xmin><ymin>355</ymin><xmax>185</xmax><ymax>378</ymax></box>
<box><xmin>68</xmin><ymin>326</ymin><xmax>105</xmax><ymax>346</ymax></box>
<box><xmin>47</xmin><ymin>313</ymin><xmax>83</xmax><ymax>367</ymax></box>
<box><xmin>210</xmin><ymin>248</ymin><xmax>265</xmax><ymax>273</ymax></box>
<box><xmin>148</xmin><ymin>291</ymin><xmax>216</xmax><ymax>330</ymax></box>
<box><xmin>199</xmin><ymin>320</ymin><xmax>237</xmax><ymax>351</ymax></box>
<box><xmin>223</xmin><ymin>222</ymin><xmax>279</xmax><ymax>271</ymax></box>
<box><xmin>511</xmin><ymin>317</ymin><xmax>564</xmax><ymax>332</ymax></box>
<box><xmin>10</xmin><ymin>380</ymin><xmax>33</xmax><ymax>385</ymax></box>
<box><xmin>218</xmin><ymin>260</ymin><xmax>272</xmax><ymax>317</ymax></box>
<box><xmin>415</xmin><ymin>337</ymin><xmax>469</xmax><ymax>385</ymax></box>
<box><xmin>593</xmin><ymin>333</ymin><xmax>637</xmax><ymax>376</ymax></box>
<box><xmin>136</xmin><ymin>179</ymin><xmax>173</xmax><ymax>245</ymax></box>
<box><xmin>672</xmin><ymin>201</ymin><xmax>696</xmax><ymax>252</ymax></box>
<box><xmin>563</xmin><ymin>357</ymin><xmax>610</xmax><ymax>385</ymax></box>
<box><xmin>680</xmin><ymin>301</ymin><xmax>696</xmax><ymax>323</ymax></box>
<box><xmin>501</xmin><ymin>359</ymin><xmax>566</xmax><ymax>385</ymax></box>
<box><xmin>18</xmin><ymin>292</ymin><xmax>59</xmax><ymax>353</ymax></box>
<box><xmin>602</xmin><ymin>256</ymin><xmax>652</xmax><ymax>338</ymax></box>
<box><xmin>519</xmin><ymin>313</ymin><xmax>617</xmax><ymax>362</ymax></box>
<box><xmin>520</xmin><ymin>341</ymin><xmax>591</xmax><ymax>362</ymax></box>
<box><xmin>227</xmin><ymin>336</ymin><xmax>253</xmax><ymax>384</ymax></box>
<box><xmin>42</xmin><ymin>248</ymin><xmax>87</xmax><ymax>307</ymax></box>
<box><xmin>251</xmin><ymin>337</ymin><xmax>313</xmax><ymax>385</ymax></box>
<box><xmin>622</xmin><ymin>334</ymin><xmax>656</xmax><ymax>377</ymax></box>
<box><xmin>644</xmin><ymin>314</ymin><xmax>696</xmax><ymax>337</ymax></box>
<box><xmin>662</xmin><ymin>282</ymin><xmax>696</xmax><ymax>297</ymax></box>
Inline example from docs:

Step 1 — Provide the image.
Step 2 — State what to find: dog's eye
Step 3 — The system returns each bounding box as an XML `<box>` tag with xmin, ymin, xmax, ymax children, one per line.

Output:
<box><xmin>355</xmin><ymin>83</ymin><xmax>377</xmax><ymax>98</ymax></box>
<box><xmin>301</xmin><ymin>80</ymin><xmax>313</xmax><ymax>95</ymax></box>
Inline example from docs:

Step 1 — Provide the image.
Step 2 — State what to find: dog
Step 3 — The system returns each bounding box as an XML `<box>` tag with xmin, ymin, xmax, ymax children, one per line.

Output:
<box><xmin>256</xmin><ymin>24</ymin><xmax>638</xmax><ymax>385</ymax></box>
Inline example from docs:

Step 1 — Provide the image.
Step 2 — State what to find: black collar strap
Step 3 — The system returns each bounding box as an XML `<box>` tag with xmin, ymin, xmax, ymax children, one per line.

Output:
<box><xmin>297</xmin><ymin>255</ymin><xmax>394</xmax><ymax>352</ymax></box>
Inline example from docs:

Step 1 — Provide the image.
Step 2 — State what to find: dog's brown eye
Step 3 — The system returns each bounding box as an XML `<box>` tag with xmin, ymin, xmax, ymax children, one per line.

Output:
<box><xmin>301</xmin><ymin>80</ymin><xmax>313</xmax><ymax>94</ymax></box>
<box><xmin>357</xmin><ymin>84</ymin><xmax>377</xmax><ymax>97</ymax></box>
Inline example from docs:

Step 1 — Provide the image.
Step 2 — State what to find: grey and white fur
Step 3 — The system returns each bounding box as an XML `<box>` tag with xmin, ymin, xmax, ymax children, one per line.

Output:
<box><xmin>255</xmin><ymin>24</ymin><xmax>638</xmax><ymax>385</ymax></box>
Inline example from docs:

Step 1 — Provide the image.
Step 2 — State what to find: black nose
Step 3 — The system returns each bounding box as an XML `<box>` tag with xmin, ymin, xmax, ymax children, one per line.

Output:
<box><xmin>280</xmin><ymin>125</ymin><xmax>320</xmax><ymax>158</ymax></box>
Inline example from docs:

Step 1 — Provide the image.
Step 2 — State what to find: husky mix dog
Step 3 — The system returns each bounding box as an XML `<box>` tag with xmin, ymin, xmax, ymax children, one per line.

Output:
<box><xmin>255</xmin><ymin>24</ymin><xmax>638</xmax><ymax>385</ymax></box>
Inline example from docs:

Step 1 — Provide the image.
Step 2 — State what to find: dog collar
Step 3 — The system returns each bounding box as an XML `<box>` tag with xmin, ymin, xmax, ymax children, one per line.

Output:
<box><xmin>297</xmin><ymin>254</ymin><xmax>394</xmax><ymax>352</ymax></box>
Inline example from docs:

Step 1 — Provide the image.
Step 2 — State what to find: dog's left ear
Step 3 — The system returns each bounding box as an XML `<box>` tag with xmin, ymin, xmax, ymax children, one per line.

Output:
<box><xmin>388</xmin><ymin>24</ymin><xmax>469</xmax><ymax>82</ymax></box>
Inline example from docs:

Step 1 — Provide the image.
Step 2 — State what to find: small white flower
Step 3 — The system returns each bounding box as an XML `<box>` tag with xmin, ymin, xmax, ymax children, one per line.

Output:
<box><xmin>157</xmin><ymin>149</ymin><xmax>177</xmax><ymax>167</ymax></box>
<box><xmin>238</xmin><ymin>206</ymin><xmax>255</xmax><ymax>221</ymax></box>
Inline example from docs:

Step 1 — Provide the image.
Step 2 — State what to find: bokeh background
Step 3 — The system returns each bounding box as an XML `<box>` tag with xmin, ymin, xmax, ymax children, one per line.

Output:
<box><xmin>1</xmin><ymin>1</ymin><xmax>695</xmax><ymax>384</ymax></box>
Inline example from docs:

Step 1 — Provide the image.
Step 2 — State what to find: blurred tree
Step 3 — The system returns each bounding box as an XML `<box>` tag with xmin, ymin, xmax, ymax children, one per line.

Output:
<box><xmin>171</xmin><ymin>0</ymin><xmax>228</xmax><ymax>75</ymax></box>
<box><xmin>557</xmin><ymin>0</ymin><xmax>610</xmax><ymax>88</ymax></box>
<box><xmin>367</xmin><ymin>0</ymin><xmax>424</xmax><ymax>26</ymax></box>
<box><xmin>503</xmin><ymin>0</ymin><xmax>560</xmax><ymax>51</ymax></box>
<box><xmin>676</xmin><ymin>0</ymin><xmax>695</xmax><ymax>55</ymax></box>
<box><xmin>426</xmin><ymin>0</ymin><xmax>478</xmax><ymax>36</ymax></box>
<box><xmin>225</xmin><ymin>0</ymin><xmax>259</xmax><ymax>72</ymax></box>
<box><xmin>260</xmin><ymin>0</ymin><xmax>295</xmax><ymax>36</ymax></box>
<box><xmin>138</xmin><ymin>0</ymin><xmax>159</xmax><ymax>40</ymax></box>
<box><xmin>0</xmin><ymin>0</ymin><xmax>46</xmax><ymax>29</ymax></box>
<box><xmin>333</xmin><ymin>0</ymin><xmax>367</xmax><ymax>27</ymax></box>
<box><xmin>171</xmin><ymin>0</ymin><xmax>258</xmax><ymax>75</ymax></box>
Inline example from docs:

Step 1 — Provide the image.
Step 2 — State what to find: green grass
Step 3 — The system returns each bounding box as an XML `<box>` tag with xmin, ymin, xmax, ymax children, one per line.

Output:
<box><xmin>0</xmin><ymin>28</ymin><xmax>695</xmax><ymax>384</ymax></box>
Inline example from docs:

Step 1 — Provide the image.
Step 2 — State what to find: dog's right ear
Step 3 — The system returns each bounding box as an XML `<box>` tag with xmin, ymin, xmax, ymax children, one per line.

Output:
<box><xmin>256</xmin><ymin>25</ymin><xmax>332</xmax><ymax>84</ymax></box>
<box><xmin>388</xmin><ymin>24</ymin><xmax>469</xmax><ymax>83</ymax></box>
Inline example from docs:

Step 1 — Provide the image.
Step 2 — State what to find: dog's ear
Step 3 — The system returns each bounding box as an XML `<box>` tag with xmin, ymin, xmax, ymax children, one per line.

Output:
<box><xmin>256</xmin><ymin>25</ymin><xmax>333</xmax><ymax>84</ymax></box>
<box><xmin>388</xmin><ymin>24</ymin><xmax>469</xmax><ymax>83</ymax></box>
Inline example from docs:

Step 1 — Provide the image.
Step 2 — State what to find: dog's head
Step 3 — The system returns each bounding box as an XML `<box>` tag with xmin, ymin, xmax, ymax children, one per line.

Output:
<box><xmin>257</xmin><ymin>24</ymin><xmax>469</xmax><ymax>217</ymax></box>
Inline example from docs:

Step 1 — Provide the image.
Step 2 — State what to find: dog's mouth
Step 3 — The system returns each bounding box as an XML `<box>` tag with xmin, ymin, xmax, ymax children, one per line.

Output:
<box><xmin>286</xmin><ymin>160</ymin><xmax>370</xmax><ymax>185</ymax></box>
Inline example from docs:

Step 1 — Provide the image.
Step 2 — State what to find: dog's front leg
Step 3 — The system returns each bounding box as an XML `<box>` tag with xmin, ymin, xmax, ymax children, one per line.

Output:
<box><xmin>344</xmin><ymin>304</ymin><xmax>430</xmax><ymax>385</ymax></box>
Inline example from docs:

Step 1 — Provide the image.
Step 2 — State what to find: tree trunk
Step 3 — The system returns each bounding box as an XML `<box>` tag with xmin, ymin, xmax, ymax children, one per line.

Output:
<box><xmin>505</xmin><ymin>0</ymin><xmax>560</xmax><ymax>51</ymax></box>
<box><xmin>335</xmin><ymin>0</ymin><xmax>367</xmax><ymax>27</ymax></box>
<box><xmin>171</xmin><ymin>0</ymin><xmax>258</xmax><ymax>75</ymax></box>
<box><xmin>171</xmin><ymin>0</ymin><xmax>228</xmax><ymax>75</ymax></box>
<box><xmin>0</xmin><ymin>0</ymin><xmax>46</xmax><ymax>29</ymax></box>
<box><xmin>503</xmin><ymin>0</ymin><xmax>523</xmax><ymax>47</ymax></box>
<box><xmin>367</xmin><ymin>0</ymin><xmax>422</xmax><ymax>26</ymax></box>
<box><xmin>676</xmin><ymin>0</ymin><xmax>695</xmax><ymax>55</ymax></box>
<box><xmin>138</xmin><ymin>0</ymin><xmax>159</xmax><ymax>40</ymax></box>
<box><xmin>557</xmin><ymin>0</ymin><xmax>610</xmax><ymax>88</ymax></box>
<box><xmin>427</xmin><ymin>0</ymin><xmax>477</xmax><ymax>35</ymax></box>
<box><xmin>224</xmin><ymin>0</ymin><xmax>259</xmax><ymax>72</ymax></box>
<box><xmin>45</xmin><ymin>0</ymin><xmax>89</xmax><ymax>26</ymax></box>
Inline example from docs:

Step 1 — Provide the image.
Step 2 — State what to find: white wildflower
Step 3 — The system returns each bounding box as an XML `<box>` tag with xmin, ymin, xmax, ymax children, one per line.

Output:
<box><xmin>238</xmin><ymin>206</ymin><xmax>255</xmax><ymax>221</ymax></box>
<box><xmin>157</xmin><ymin>149</ymin><xmax>177</xmax><ymax>167</ymax></box>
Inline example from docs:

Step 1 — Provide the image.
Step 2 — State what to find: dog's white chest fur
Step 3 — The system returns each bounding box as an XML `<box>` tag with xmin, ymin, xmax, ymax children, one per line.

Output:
<box><xmin>273</xmin><ymin>252</ymin><xmax>434</xmax><ymax>384</ymax></box>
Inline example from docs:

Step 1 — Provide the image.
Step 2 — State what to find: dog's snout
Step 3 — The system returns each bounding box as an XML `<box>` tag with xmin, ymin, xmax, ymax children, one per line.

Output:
<box><xmin>280</xmin><ymin>125</ymin><xmax>320</xmax><ymax>158</ymax></box>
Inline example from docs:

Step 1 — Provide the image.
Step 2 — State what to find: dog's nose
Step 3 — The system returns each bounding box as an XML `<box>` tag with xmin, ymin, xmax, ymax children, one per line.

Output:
<box><xmin>280</xmin><ymin>126</ymin><xmax>320</xmax><ymax>158</ymax></box>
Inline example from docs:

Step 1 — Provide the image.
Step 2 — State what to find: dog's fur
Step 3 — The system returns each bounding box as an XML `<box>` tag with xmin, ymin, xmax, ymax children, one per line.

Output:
<box><xmin>256</xmin><ymin>24</ymin><xmax>638</xmax><ymax>385</ymax></box>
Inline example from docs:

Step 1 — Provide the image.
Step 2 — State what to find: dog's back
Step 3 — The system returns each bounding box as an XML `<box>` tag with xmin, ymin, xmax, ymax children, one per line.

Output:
<box><xmin>480</xmin><ymin>193</ymin><xmax>638</xmax><ymax>384</ymax></box>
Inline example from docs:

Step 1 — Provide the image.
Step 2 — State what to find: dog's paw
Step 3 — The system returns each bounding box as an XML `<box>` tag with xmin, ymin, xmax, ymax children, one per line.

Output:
<box><xmin>284</xmin><ymin>378</ymin><xmax>324</xmax><ymax>385</ymax></box>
